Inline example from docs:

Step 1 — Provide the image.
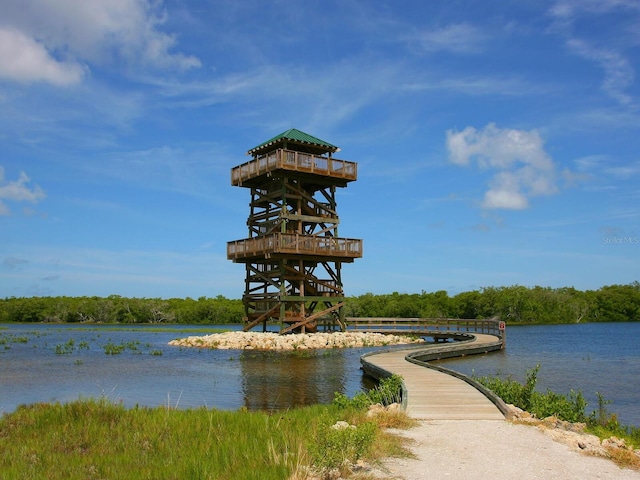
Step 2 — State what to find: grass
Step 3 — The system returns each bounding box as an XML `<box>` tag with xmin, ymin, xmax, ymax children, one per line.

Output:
<box><xmin>0</xmin><ymin>334</ymin><xmax>30</xmax><ymax>345</ymax></box>
<box><xmin>332</xmin><ymin>374</ymin><xmax>404</xmax><ymax>410</ymax></box>
<box><xmin>1</xmin><ymin>400</ymin><xmax>298</xmax><ymax>479</ymax></box>
<box><xmin>0</xmin><ymin>377</ymin><xmax>415</xmax><ymax>480</ymax></box>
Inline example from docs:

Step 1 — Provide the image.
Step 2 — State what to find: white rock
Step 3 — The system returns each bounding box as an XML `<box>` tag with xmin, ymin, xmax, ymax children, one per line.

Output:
<box><xmin>169</xmin><ymin>331</ymin><xmax>424</xmax><ymax>350</ymax></box>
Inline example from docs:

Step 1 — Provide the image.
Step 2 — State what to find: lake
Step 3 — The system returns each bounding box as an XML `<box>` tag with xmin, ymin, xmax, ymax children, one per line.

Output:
<box><xmin>1</xmin><ymin>322</ymin><xmax>638</xmax><ymax>427</ymax></box>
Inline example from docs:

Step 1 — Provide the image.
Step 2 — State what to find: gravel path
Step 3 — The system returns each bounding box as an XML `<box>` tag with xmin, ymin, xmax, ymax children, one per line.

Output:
<box><xmin>374</xmin><ymin>420</ymin><xmax>640</xmax><ymax>480</ymax></box>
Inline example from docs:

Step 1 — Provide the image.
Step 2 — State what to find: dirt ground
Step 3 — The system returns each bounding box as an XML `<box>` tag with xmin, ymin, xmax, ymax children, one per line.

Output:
<box><xmin>373</xmin><ymin>420</ymin><xmax>640</xmax><ymax>480</ymax></box>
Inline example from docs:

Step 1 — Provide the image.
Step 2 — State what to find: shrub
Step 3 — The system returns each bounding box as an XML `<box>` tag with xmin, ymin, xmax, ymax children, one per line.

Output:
<box><xmin>531</xmin><ymin>389</ymin><xmax>587</xmax><ymax>423</ymax></box>
<box><xmin>475</xmin><ymin>365</ymin><xmax>588</xmax><ymax>423</ymax></box>
<box><xmin>309</xmin><ymin>417</ymin><xmax>376</xmax><ymax>472</ymax></box>
<box><xmin>474</xmin><ymin>366</ymin><xmax>539</xmax><ymax>411</ymax></box>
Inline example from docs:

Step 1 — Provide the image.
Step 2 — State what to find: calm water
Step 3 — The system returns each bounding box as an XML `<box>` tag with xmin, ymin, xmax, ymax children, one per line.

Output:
<box><xmin>1</xmin><ymin>322</ymin><xmax>639</xmax><ymax>427</ymax></box>
<box><xmin>0</xmin><ymin>324</ymin><xmax>380</xmax><ymax>415</ymax></box>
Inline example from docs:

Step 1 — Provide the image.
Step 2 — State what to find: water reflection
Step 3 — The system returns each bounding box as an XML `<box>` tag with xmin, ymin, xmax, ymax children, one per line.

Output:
<box><xmin>240</xmin><ymin>350</ymin><xmax>347</xmax><ymax>410</ymax></box>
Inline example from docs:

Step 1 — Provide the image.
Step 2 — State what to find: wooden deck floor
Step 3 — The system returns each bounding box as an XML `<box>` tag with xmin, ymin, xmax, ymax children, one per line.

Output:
<box><xmin>361</xmin><ymin>334</ymin><xmax>505</xmax><ymax>420</ymax></box>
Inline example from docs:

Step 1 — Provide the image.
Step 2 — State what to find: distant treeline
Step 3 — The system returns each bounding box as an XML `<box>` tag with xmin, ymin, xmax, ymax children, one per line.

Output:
<box><xmin>1</xmin><ymin>283</ymin><xmax>639</xmax><ymax>325</ymax></box>
<box><xmin>344</xmin><ymin>283</ymin><xmax>640</xmax><ymax>324</ymax></box>
<box><xmin>0</xmin><ymin>295</ymin><xmax>244</xmax><ymax>325</ymax></box>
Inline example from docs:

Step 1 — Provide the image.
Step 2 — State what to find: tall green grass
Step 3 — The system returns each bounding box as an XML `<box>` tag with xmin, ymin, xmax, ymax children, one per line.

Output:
<box><xmin>332</xmin><ymin>374</ymin><xmax>404</xmax><ymax>409</ymax></box>
<box><xmin>0</xmin><ymin>376</ymin><xmax>413</xmax><ymax>479</ymax></box>
<box><xmin>1</xmin><ymin>400</ymin><xmax>311</xmax><ymax>479</ymax></box>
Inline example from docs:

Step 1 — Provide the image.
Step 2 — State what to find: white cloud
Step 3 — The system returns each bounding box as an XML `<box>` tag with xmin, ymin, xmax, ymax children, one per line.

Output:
<box><xmin>0</xmin><ymin>167</ymin><xmax>46</xmax><ymax>215</ymax></box>
<box><xmin>0</xmin><ymin>0</ymin><xmax>200</xmax><ymax>86</ymax></box>
<box><xmin>0</xmin><ymin>27</ymin><xmax>86</xmax><ymax>86</ymax></box>
<box><xmin>446</xmin><ymin>124</ymin><xmax>559</xmax><ymax>210</ymax></box>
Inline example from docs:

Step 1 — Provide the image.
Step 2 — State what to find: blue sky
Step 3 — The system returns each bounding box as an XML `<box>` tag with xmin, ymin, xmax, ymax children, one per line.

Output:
<box><xmin>1</xmin><ymin>0</ymin><xmax>639</xmax><ymax>299</ymax></box>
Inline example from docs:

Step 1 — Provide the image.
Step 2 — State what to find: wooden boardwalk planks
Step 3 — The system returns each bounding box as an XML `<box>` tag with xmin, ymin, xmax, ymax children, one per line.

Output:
<box><xmin>361</xmin><ymin>334</ymin><xmax>505</xmax><ymax>420</ymax></box>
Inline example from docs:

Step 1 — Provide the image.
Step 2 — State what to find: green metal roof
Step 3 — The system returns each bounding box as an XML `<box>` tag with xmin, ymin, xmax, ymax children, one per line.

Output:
<box><xmin>247</xmin><ymin>128</ymin><xmax>339</xmax><ymax>155</ymax></box>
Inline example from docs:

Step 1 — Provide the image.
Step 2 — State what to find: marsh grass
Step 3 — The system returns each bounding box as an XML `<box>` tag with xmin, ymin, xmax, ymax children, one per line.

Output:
<box><xmin>0</xmin><ymin>395</ymin><xmax>413</xmax><ymax>480</ymax></box>
<box><xmin>1</xmin><ymin>400</ymin><xmax>311</xmax><ymax>479</ymax></box>
<box><xmin>0</xmin><ymin>334</ymin><xmax>29</xmax><ymax>345</ymax></box>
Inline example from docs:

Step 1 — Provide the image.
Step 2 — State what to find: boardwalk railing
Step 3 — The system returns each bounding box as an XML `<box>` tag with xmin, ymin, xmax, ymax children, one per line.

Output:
<box><xmin>346</xmin><ymin>317</ymin><xmax>505</xmax><ymax>345</ymax></box>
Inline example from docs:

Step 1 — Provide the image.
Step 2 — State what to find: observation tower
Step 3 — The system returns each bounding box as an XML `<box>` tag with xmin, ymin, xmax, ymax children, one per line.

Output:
<box><xmin>227</xmin><ymin>129</ymin><xmax>362</xmax><ymax>333</ymax></box>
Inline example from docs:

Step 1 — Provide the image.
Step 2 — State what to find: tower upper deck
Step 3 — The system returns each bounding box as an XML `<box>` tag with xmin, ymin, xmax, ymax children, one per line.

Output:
<box><xmin>231</xmin><ymin>149</ymin><xmax>357</xmax><ymax>187</ymax></box>
<box><xmin>231</xmin><ymin>128</ymin><xmax>357</xmax><ymax>187</ymax></box>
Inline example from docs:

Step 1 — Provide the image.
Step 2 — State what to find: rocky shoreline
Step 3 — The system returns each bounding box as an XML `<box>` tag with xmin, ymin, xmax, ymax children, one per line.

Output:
<box><xmin>506</xmin><ymin>404</ymin><xmax>640</xmax><ymax>462</ymax></box>
<box><xmin>168</xmin><ymin>331</ymin><xmax>424</xmax><ymax>350</ymax></box>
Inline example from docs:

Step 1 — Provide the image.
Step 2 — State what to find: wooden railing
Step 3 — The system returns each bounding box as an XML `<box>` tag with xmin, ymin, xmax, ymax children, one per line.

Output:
<box><xmin>308</xmin><ymin>279</ymin><xmax>340</xmax><ymax>295</ymax></box>
<box><xmin>228</xmin><ymin>233</ymin><xmax>363</xmax><ymax>260</ymax></box>
<box><xmin>232</xmin><ymin>149</ymin><xmax>357</xmax><ymax>186</ymax></box>
<box><xmin>346</xmin><ymin>317</ymin><xmax>504</xmax><ymax>339</ymax></box>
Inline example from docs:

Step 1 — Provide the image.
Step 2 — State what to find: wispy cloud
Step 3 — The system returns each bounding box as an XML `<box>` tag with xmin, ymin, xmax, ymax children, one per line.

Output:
<box><xmin>81</xmin><ymin>142</ymin><xmax>232</xmax><ymax>201</ymax></box>
<box><xmin>3</xmin><ymin>257</ymin><xmax>29</xmax><ymax>270</ymax></box>
<box><xmin>567</xmin><ymin>38</ymin><xmax>635</xmax><ymax>106</ymax></box>
<box><xmin>605</xmin><ymin>163</ymin><xmax>640</xmax><ymax>179</ymax></box>
<box><xmin>446</xmin><ymin>124</ymin><xmax>560</xmax><ymax>210</ymax></box>
<box><xmin>548</xmin><ymin>0</ymin><xmax>639</xmax><ymax>107</ymax></box>
<box><xmin>401</xmin><ymin>75</ymin><xmax>554</xmax><ymax>96</ymax></box>
<box><xmin>408</xmin><ymin>23</ymin><xmax>488</xmax><ymax>54</ymax></box>
<box><xmin>140</xmin><ymin>57</ymin><xmax>407</xmax><ymax>132</ymax></box>
<box><xmin>573</xmin><ymin>154</ymin><xmax>640</xmax><ymax>179</ymax></box>
<box><xmin>550</xmin><ymin>0</ymin><xmax>640</xmax><ymax>20</ymax></box>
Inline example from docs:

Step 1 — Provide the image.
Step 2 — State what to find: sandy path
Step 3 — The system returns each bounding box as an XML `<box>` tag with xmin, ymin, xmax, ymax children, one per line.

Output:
<box><xmin>375</xmin><ymin>420</ymin><xmax>640</xmax><ymax>480</ymax></box>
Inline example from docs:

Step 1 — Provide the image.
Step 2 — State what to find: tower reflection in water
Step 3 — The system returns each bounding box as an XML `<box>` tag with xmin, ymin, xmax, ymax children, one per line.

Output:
<box><xmin>240</xmin><ymin>349</ymin><xmax>348</xmax><ymax>411</ymax></box>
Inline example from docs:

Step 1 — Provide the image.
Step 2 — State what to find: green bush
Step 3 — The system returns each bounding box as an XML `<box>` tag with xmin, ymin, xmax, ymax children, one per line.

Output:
<box><xmin>309</xmin><ymin>416</ymin><xmax>376</xmax><ymax>471</ymax></box>
<box><xmin>475</xmin><ymin>365</ymin><xmax>588</xmax><ymax>423</ymax></box>
<box><xmin>532</xmin><ymin>389</ymin><xmax>587</xmax><ymax>423</ymax></box>
<box><xmin>475</xmin><ymin>365</ymin><xmax>539</xmax><ymax>411</ymax></box>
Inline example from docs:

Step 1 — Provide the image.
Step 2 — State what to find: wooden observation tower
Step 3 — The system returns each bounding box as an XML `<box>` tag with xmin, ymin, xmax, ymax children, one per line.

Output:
<box><xmin>227</xmin><ymin>129</ymin><xmax>362</xmax><ymax>333</ymax></box>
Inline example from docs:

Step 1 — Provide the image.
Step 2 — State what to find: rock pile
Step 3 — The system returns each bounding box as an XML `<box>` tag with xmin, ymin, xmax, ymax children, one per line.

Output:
<box><xmin>507</xmin><ymin>404</ymin><xmax>640</xmax><ymax>462</ymax></box>
<box><xmin>366</xmin><ymin>402</ymin><xmax>402</xmax><ymax>417</ymax></box>
<box><xmin>168</xmin><ymin>331</ymin><xmax>424</xmax><ymax>350</ymax></box>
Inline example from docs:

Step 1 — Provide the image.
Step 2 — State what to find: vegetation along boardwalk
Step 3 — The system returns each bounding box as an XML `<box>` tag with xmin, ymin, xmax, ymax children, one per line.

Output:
<box><xmin>360</xmin><ymin>326</ymin><xmax>508</xmax><ymax>421</ymax></box>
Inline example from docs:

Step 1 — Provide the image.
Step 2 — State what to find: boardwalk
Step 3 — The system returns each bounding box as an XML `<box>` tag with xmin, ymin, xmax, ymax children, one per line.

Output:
<box><xmin>361</xmin><ymin>333</ymin><xmax>506</xmax><ymax>420</ymax></box>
